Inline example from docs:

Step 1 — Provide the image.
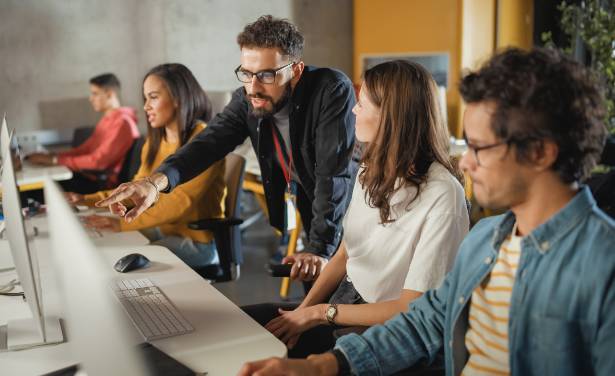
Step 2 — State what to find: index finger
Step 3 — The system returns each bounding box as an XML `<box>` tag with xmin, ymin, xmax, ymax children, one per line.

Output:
<box><xmin>95</xmin><ymin>186</ymin><xmax>134</xmax><ymax>207</ymax></box>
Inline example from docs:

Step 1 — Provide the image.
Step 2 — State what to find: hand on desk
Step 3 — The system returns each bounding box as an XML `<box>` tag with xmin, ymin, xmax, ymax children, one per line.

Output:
<box><xmin>83</xmin><ymin>215</ymin><xmax>120</xmax><ymax>232</ymax></box>
<box><xmin>26</xmin><ymin>152</ymin><xmax>55</xmax><ymax>166</ymax></box>
<box><xmin>95</xmin><ymin>174</ymin><xmax>166</xmax><ymax>222</ymax></box>
<box><xmin>265</xmin><ymin>305</ymin><xmax>325</xmax><ymax>349</ymax></box>
<box><xmin>283</xmin><ymin>252</ymin><xmax>328</xmax><ymax>282</ymax></box>
<box><xmin>237</xmin><ymin>353</ymin><xmax>338</xmax><ymax>376</ymax></box>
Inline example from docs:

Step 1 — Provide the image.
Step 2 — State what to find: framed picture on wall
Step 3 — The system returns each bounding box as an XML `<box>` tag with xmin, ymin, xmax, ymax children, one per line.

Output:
<box><xmin>361</xmin><ymin>52</ymin><xmax>449</xmax><ymax>88</ymax></box>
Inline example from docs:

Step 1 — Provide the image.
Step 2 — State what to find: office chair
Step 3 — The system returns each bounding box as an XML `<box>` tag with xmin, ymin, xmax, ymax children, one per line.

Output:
<box><xmin>79</xmin><ymin>136</ymin><xmax>145</xmax><ymax>188</ymax></box>
<box><xmin>190</xmin><ymin>153</ymin><xmax>246</xmax><ymax>283</ymax></box>
<box><xmin>71</xmin><ymin>126</ymin><xmax>95</xmax><ymax>148</ymax></box>
<box><xmin>588</xmin><ymin>134</ymin><xmax>615</xmax><ymax>219</ymax></box>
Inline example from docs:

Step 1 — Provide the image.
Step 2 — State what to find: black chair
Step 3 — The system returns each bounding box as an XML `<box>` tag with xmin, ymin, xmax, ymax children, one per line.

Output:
<box><xmin>116</xmin><ymin>136</ymin><xmax>145</xmax><ymax>183</ymax></box>
<box><xmin>190</xmin><ymin>153</ymin><xmax>246</xmax><ymax>282</ymax></box>
<box><xmin>589</xmin><ymin>134</ymin><xmax>615</xmax><ymax>218</ymax></box>
<box><xmin>71</xmin><ymin>126</ymin><xmax>95</xmax><ymax>148</ymax></box>
<box><xmin>77</xmin><ymin>135</ymin><xmax>145</xmax><ymax>188</ymax></box>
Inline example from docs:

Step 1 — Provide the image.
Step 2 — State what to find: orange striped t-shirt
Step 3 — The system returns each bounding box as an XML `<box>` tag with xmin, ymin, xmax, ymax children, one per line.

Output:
<box><xmin>462</xmin><ymin>225</ymin><xmax>522</xmax><ymax>376</ymax></box>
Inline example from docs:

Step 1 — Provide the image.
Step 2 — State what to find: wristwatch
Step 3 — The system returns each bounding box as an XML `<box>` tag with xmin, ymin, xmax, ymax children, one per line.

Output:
<box><xmin>325</xmin><ymin>303</ymin><xmax>338</xmax><ymax>325</ymax></box>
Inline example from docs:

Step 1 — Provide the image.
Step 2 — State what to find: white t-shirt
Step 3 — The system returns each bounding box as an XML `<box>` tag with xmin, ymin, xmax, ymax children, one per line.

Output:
<box><xmin>344</xmin><ymin>162</ymin><xmax>469</xmax><ymax>303</ymax></box>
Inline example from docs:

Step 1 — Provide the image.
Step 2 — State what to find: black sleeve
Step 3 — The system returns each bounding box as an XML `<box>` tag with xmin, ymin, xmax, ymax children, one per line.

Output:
<box><xmin>156</xmin><ymin>88</ymin><xmax>250</xmax><ymax>191</ymax></box>
<box><xmin>330</xmin><ymin>349</ymin><xmax>352</xmax><ymax>375</ymax></box>
<box><xmin>306</xmin><ymin>78</ymin><xmax>357</xmax><ymax>257</ymax></box>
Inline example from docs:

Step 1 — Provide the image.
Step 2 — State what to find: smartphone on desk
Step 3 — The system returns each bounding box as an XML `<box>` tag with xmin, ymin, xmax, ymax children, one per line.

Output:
<box><xmin>267</xmin><ymin>263</ymin><xmax>293</xmax><ymax>277</ymax></box>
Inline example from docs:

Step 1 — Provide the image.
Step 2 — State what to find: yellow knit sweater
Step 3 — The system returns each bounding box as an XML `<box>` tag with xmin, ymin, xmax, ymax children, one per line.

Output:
<box><xmin>83</xmin><ymin>122</ymin><xmax>226</xmax><ymax>243</ymax></box>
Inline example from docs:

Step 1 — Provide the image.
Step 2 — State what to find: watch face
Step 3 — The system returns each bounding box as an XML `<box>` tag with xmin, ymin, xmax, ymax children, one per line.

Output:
<box><xmin>327</xmin><ymin>306</ymin><xmax>335</xmax><ymax>316</ymax></box>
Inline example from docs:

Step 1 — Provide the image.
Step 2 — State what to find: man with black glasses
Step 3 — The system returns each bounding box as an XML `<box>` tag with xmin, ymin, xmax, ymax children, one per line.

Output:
<box><xmin>238</xmin><ymin>48</ymin><xmax>615</xmax><ymax>376</ymax></box>
<box><xmin>97</xmin><ymin>15</ymin><xmax>358</xmax><ymax>281</ymax></box>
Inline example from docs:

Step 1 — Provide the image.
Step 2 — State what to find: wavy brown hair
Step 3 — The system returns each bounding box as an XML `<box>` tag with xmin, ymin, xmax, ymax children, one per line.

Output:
<box><xmin>360</xmin><ymin>60</ymin><xmax>458</xmax><ymax>224</ymax></box>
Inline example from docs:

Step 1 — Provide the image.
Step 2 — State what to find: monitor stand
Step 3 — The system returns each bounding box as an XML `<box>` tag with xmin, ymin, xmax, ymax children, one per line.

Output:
<box><xmin>3</xmin><ymin>316</ymin><xmax>64</xmax><ymax>351</ymax></box>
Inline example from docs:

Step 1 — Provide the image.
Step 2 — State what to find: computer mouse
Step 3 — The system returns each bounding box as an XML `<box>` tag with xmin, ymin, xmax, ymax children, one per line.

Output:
<box><xmin>114</xmin><ymin>253</ymin><xmax>150</xmax><ymax>273</ymax></box>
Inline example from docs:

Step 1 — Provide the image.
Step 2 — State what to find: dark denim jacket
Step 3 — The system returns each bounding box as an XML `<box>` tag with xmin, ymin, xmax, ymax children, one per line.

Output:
<box><xmin>157</xmin><ymin>66</ymin><xmax>357</xmax><ymax>257</ymax></box>
<box><xmin>336</xmin><ymin>187</ymin><xmax>615</xmax><ymax>375</ymax></box>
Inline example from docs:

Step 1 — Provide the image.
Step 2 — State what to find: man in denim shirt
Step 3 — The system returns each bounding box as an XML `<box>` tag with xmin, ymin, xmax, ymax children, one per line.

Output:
<box><xmin>238</xmin><ymin>48</ymin><xmax>615</xmax><ymax>376</ymax></box>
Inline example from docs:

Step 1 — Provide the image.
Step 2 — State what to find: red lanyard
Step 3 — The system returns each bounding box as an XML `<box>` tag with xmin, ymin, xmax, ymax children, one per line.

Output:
<box><xmin>271</xmin><ymin>125</ymin><xmax>293</xmax><ymax>186</ymax></box>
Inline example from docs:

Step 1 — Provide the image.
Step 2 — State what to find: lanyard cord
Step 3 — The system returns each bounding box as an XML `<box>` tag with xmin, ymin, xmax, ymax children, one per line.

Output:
<box><xmin>271</xmin><ymin>125</ymin><xmax>293</xmax><ymax>186</ymax></box>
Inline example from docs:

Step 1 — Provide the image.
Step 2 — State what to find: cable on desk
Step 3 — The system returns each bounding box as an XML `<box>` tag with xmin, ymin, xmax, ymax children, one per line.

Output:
<box><xmin>0</xmin><ymin>291</ymin><xmax>25</xmax><ymax>298</ymax></box>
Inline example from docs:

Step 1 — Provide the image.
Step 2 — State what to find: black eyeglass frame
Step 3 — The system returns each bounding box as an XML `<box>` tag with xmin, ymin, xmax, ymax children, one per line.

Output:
<box><xmin>234</xmin><ymin>62</ymin><xmax>295</xmax><ymax>84</ymax></box>
<box><xmin>463</xmin><ymin>136</ymin><xmax>510</xmax><ymax>167</ymax></box>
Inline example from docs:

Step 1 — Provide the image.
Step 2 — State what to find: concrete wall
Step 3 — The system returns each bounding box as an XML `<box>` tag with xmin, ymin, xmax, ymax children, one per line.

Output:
<box><xmin>0</xmin><ymin>0</ymin><xmax>352</xmax><ymax>134</ymax></box>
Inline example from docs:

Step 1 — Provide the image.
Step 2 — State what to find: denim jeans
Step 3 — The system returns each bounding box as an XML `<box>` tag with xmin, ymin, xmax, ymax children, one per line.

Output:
<box><xmin>140</xmin><ymin>227</ymin><xmax>218</xmax><ymax>268</ymax></box>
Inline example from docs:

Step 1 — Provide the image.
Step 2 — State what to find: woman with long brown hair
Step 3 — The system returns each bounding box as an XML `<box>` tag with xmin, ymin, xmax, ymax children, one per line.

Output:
<box><xmin>68</xmin><ymin>63</ymin><xmax>226</xmax><ymax>269</ymax></box>
<box><xmin>243</xmin><ymin>60</ymin><xmax>469</xmax><ymax>357</ymax></box>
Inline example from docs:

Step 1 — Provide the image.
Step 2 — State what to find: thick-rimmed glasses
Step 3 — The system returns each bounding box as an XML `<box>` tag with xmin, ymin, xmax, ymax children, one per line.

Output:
<box><xmin>463</xmin><ymin>136</ymin><xmax>509</xmax><ymax>167</ymax></box>
<box><xmin>234</xmin><ymin>62</ymin><xmax>294</xmax><ymax>84</ymax></box>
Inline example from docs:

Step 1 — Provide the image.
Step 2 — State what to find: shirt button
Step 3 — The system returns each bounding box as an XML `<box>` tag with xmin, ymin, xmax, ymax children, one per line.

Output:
<box><xmin>541</xmin><ymin>241</ymin><xmax>550</xmax><ymax>251</ymax></box>
<box><xmin>484</xmin><ymin>256</ymin><xmax>492</xmax><ymax>264</ymax></box>
<box><xmin>458</xmin><ymin>296</ymin><xmax>465</xmax><ymax>304</ymax></box>
<box><xmin>449</xmin><ymin>340</ymin><xmax>453</xmax><ymax>348</ymax></box>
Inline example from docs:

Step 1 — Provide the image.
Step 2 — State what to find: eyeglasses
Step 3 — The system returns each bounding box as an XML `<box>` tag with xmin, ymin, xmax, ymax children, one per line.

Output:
<box><xmin>463</xmin><ymin>136</ymin><xmax>509</xmax><ymax>167</ymax></box>
<box><xmin>234</xmin><ymin>62</ymin><xmax>294</xmax><ymax>84</ymax></box>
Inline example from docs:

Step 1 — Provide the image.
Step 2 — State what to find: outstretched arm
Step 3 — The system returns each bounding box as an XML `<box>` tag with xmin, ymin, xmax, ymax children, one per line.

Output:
<box><xmin>96</xmin><ymin>88</ymin><xmax>249</xmax><ymax>220</ymax></box>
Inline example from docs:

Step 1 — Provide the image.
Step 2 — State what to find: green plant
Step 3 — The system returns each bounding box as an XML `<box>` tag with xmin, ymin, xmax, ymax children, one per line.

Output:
<box><xmin>542</xmin><ymin>0</ymin><xmax>615</xmax><ymax>134</ymax></box>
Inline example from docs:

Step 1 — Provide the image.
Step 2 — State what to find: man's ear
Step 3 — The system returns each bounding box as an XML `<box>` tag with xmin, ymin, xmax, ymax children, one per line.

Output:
<box><xmin>532</xmin><ymin>139</ymin><xmax>559</xmax><ymax>172</ymax></box>
<box><xmin>290</xmin><ymin>61</ymin><xmax>305</xmax><ymax>89</ymax></box>
<box><xmin>105</xmin><ymin>88</ymin><xmax>119</xmax><ymax>102</ymax></box>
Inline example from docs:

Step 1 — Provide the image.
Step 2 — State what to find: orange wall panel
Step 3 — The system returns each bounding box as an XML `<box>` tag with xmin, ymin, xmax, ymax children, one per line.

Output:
<box><xmin>354</xmin><ymin>0</ymin><xmax>462</xmax><ymax>132</ymax></box>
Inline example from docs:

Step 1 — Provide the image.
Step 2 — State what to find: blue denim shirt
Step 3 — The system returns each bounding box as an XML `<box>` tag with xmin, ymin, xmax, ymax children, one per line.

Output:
<box><xmin>336</xmin><ymin>187</ymin><xmax>615</xmax><ymax>375</ymax></box>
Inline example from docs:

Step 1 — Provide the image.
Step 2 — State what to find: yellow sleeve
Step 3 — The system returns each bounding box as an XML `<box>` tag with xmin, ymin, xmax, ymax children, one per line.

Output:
<box><xmin>119</xmin><ymin>158</ymin><xmax>225</xmax><ymax>232</ymax></box>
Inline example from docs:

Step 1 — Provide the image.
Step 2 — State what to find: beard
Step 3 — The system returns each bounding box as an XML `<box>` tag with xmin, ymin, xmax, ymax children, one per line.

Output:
<box><xmin>247</xmin><ymin>83</ymin><xmax>292</xmax><ymax>118</ymax></box>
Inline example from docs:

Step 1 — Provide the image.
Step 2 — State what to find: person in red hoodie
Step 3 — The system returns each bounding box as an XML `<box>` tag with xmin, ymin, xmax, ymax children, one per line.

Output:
<box><xmin>27</xmin><ymin>73</ymin><xmax>139</xmax><ymax>193</ymax></box>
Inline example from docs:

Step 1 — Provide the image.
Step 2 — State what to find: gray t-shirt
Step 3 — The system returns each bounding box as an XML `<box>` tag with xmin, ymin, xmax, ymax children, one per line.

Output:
<box><xmin>272</xmin><ymin>103</ymin><xmax>301</xmax><ymax>186</ymax></box>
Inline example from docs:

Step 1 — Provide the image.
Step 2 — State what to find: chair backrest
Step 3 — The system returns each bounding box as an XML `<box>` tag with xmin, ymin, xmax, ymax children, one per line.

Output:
<box><xmin>117</xmin><ymin>136</ymin><xmax>145</xmax><ymax>183</ymax></box>
<box><xmin>71</xmin><ymin>126</ymin><xmax>95</xmax><ymax>147</ymax></box>
<box><xmin>223</xmin><ymin>153</ymin><xmax>246</xmax><ymax>279</ymax></box>
<box><xmin>224</xmin><ymin>153</ymin><xmax>246</xmax><ymax>220</ymax></box>
<box><xmin>190</xmin><ymin>153</ymin><xmax>246</xmax><ymax>282</ymax></box>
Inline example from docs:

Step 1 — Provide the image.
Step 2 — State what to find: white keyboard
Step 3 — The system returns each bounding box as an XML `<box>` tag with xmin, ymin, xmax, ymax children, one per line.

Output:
<box><xmin>112</xmin><ymin>278</ymin><xmax>194</xmax><ymax>341</ymax></box>
<box><xmin>85</xmin><ymin>227</ymin><xmax>103</xmax><ymax>238</ymax></box>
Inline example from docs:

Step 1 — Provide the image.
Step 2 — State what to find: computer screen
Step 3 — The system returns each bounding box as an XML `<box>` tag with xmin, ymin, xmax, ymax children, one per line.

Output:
<box><xmin>1</xmin><ymin>116</ymin><xmax>9</xmax><ymax>161</ymax></box>
<box><xmin>1</xmin><ymin>128</ymin><xmax>63</xmax><ymax>350</ymax></box>
<box><xmin>44</xmin><ymin>178</ymin><xmax>147</xmax><ymax>376</ymax></box>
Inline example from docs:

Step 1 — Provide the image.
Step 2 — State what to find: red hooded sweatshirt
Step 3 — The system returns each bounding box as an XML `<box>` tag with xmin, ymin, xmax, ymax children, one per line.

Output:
<box><xmin>58</xmin><ymin>107</ymin><xmax>139</xmax><ymax>186</ymax></box>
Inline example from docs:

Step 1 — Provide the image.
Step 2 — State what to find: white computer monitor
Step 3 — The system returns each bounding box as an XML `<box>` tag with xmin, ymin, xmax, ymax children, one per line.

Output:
<box><xmin>44</xmin><ymin>178</ymin><xmax>147</xmax><ymax>376</ymax></box>
<box><xmin>1</xmin><ymin>129</ymin><xmax>63</xmax><ymax>350</ymax></box>
<box><xmin>1</xmin><ymin>115</ymin><xmax>9</xmax><ymax>160</ymax></box>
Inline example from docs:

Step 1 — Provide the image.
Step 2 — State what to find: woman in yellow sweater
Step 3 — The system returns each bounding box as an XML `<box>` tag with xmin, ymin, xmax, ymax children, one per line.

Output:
<box><xmin>68</xmin><ymin>63</ymin><xmax>226</xmax><ymax>268</ymax></box>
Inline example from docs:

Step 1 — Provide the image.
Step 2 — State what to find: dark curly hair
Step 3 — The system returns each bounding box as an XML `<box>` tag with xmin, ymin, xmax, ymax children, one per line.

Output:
<box><xmin>237</xmin><ymin>15</ymin><xmax>304</xmax><ymax>61</ymax></box>
<box><xmin>460</xmin><ymin>47</ymin><xmax>607</xmax><ymax>183</ymax></box>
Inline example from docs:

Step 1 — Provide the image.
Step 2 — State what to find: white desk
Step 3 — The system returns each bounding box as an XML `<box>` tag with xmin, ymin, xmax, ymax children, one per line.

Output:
<box><xmin>0</xmin><ymin>161</ymin><xmax>73</xmax><ymax>191</ymax></box>
<box><xmin>0</xmin><ymin>216</ymin><xmax>286</xmax><ymax>375</ymax></box>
